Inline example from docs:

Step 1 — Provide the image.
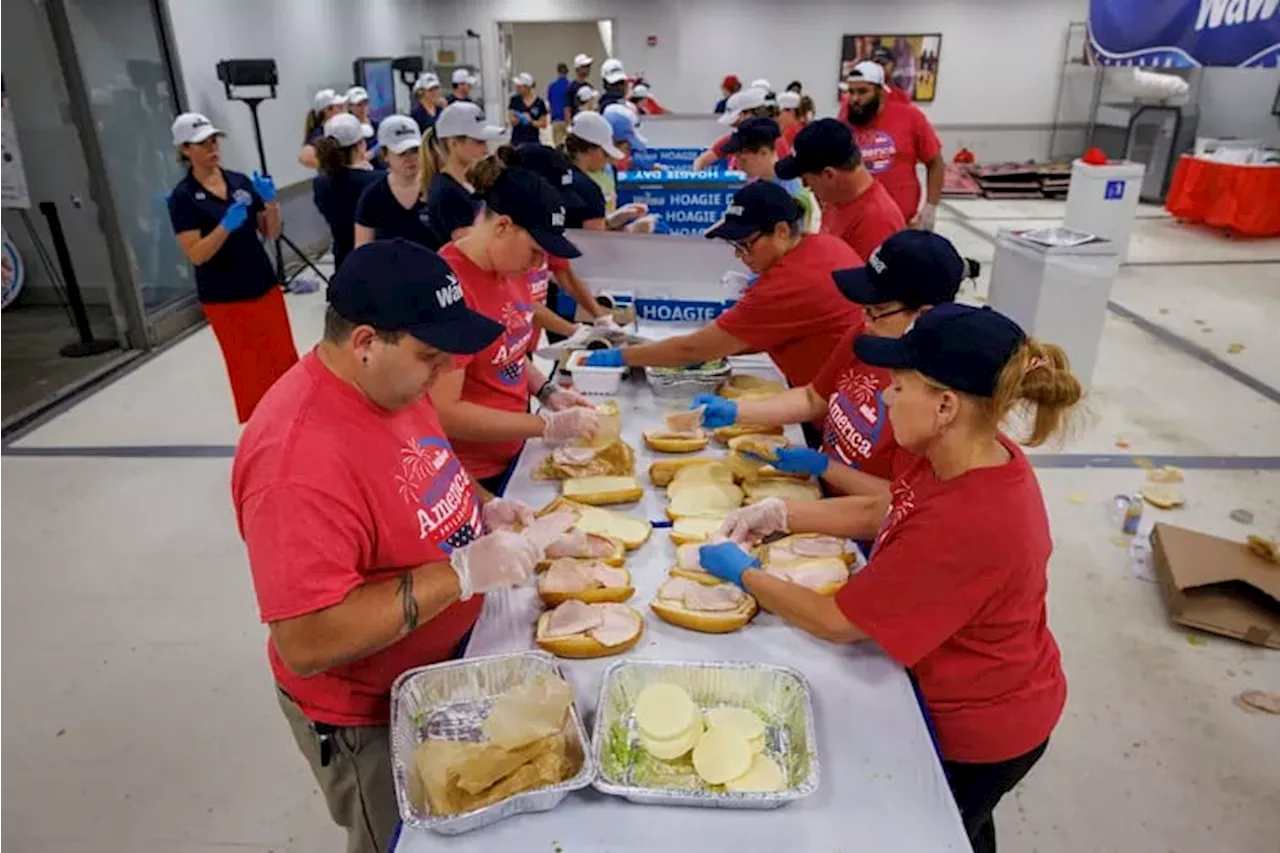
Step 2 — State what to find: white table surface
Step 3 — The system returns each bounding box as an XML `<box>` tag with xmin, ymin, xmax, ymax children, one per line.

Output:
<box><xmin>395</xmin><ymin>357</ymin><xmax>969</xmax><ymax>853</ymax></box>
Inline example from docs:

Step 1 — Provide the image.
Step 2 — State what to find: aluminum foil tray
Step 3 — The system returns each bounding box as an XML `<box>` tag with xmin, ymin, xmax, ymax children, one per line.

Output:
<box><xmin>591</xmin><ymin>659</ymin><xmax>819</xmax><ymax>809</ymax></box>
<box><xmin>390</xmin><ymin>651</ymin><xmax>595</xmax><ymax>835</ymax></box>
<box><xmin>645</xmin><ymin>360</ymin><xmax>732</xmax><ymax>400</ymax></box>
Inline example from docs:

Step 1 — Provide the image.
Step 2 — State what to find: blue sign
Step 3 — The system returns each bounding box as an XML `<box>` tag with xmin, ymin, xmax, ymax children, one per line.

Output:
<box><xmin>1089</xmin><ymin>0</ymin><xmax>1280</xmax><ymax>68</ymax></box>
<box><xmin>634</xmin><ymin>298</ymin><xmax>734</xmax><ymax>323</ymax></box>
<box><xmin>1104</xmin><ymin>179</ymin><xmax>1126</xmax><ymax>200</ymax></box>
<box><xmin>616</xmin><ymin>168</ymin><xmax>746</xmax><ymax>237</ymax></box>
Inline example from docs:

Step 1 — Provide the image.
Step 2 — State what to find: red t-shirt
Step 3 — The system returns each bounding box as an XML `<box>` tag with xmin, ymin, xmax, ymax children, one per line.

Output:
<box><xmin>715</xmin><ymin>234</ymin><xmax>864</xmax><ymax>388</ymax></box>
<box><xmin>835</xmin><ymin>435</ymin><xmax>1067</xmax><ymax>763</ymax></box>
<box><xmin>781</xmin><ymin>120</ymin><xmax>806</xmax><ymax>146</ymax></box>
<box><xmin>439</xmin><ymin>243</ymin><xmax>538</xmax><ymax>478</ymax></box>
<box><xmin>846</xmin><ymin>101</ymin><xmax>941</xmax><ymax>220</ymax></box>
<box><xmin>711</xmin><ymin>133</ymin><xmax>792</xmax><ymax>166</ymax></box>
<box><xmin>233</xmin><ymin>352</ymin><xmax>485</xmax><ymax>726</ymax></box>
<box><xmin>810</xmin><ymin>324</ymin><xmax>902</xmax><ymax>482</ymax></box>
<box><xmin>820</xmin><ymin>180</ymin><xmax>907</xmax><ymax>262</ymax></box>
<box><xmin>885</xmin><ymin>85</ymin><xmax>912</xmax><ymax>105</ymax></box>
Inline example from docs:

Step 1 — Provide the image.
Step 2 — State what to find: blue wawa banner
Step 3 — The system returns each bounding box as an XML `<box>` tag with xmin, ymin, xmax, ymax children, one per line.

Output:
<box><xmin>1089</xmin><ymin>0</ymin><xmax>1280</xmax><ymax>68</ymax></box>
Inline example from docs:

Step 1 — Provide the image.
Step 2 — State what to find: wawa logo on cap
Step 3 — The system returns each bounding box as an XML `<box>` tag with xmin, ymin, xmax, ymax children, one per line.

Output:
<box><xmin>393</xmin><ymin>124</ymin><xmax>417</xmax><ymax>140</ymax></box>
<box><xmin>868</xmin><ymin>248</ymin><xmax>886</xmax><ymax>274</ymax></box>
<box><xmin>725</xmin><ymin>204</ymin><xmax>744</xmax><ymax>217</ymax></box>
<box><xmin>551</xmin><ymin>207</ymin><xmax>566</xmax><ymax>227</ymax></box>
<box><xmin>561</xmin><ymin>171</ymin><xmax>572</xmax><ymax>186</ymax></box>
<box><xmin>190</xmin><ymin>117</ymin><xmax>211</xmax><ymax>130</ymax></box>
<box><xmin>435</xmin><ymin>274</ymin><xmax>463</xmax><ymax>308</ymax></box>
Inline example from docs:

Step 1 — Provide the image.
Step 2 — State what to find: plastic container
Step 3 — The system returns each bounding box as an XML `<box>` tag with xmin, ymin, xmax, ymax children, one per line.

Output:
<box><xmin>564</xmin><ymin>349</ymin><xmax>626</xmax><ymax>395</ymax></box>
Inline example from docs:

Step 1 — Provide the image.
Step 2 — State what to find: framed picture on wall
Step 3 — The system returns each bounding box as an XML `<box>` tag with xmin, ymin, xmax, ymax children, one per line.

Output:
<box><xmin>839</xmin><ymin>34</ymin><xmax>942</xmax><ymax>102</ymax></box>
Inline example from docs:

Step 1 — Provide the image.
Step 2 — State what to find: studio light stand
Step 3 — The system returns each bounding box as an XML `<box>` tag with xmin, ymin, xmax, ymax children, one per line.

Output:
<box><xmin>215</xmin><ymin>59</ymin><xmax>329</xmax><ymax>288</ymax></box>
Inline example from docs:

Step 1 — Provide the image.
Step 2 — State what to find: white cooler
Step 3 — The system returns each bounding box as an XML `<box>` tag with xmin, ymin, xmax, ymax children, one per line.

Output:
<box><xmin>1063</xmin><ymin>159</ymin><xmax>1145</xmax><ymax>263</ymax></box>
<box><xmin>986</xmin><ymin>229</ymin><xmax>1121</xmax><ymax>389</ymax></box>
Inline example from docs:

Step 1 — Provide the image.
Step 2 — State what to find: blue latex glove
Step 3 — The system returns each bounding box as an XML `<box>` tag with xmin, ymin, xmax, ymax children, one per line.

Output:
<box><xmin>772</xmin><ymin>446</ymin><xmax>830</xmax><ymax>477</ymax></box>
<box><xmin>251</xmin><ymin>171</ymin><xmax>277</xmax><ymax>203</ymax></box>
<box><xmin>219</xmin><ymin>200</ymin><xmax>249</xmax><ymax>232</ymax></box>
<box><xmin>584</xmin><ymin>349</ymin><xmax>625</xmax><ymax>368</ymax></box>
<box><xmin>517</xmin><ymin>113</ymin><xmax>531</xmax><ymax>125</ymax></box>
<box><xmin>698</xmin><ymin>541</ymin><xmax>760</xmax><ymax>588</ymax></box>
<box><xmin>692</xmin><ymin>393</ymin><xmax>737</xmax><ymax>428</ymax></box>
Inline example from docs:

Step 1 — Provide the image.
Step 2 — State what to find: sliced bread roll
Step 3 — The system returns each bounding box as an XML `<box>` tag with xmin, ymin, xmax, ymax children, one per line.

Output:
<box><xmin>719</xmin><ymin>375</ymin><xmax>786</xmax><ymax>400</ymax></box>
<box><xmin>537</xmin><ymin>559</ymin><xmax>634</xmax><ymax>606</ymax></box>
<box><xmin>743</xmin><ymin>479</ymin><xmax>822</xmax><ymax>503</ymax></box>
<box><xmin>642</xmin><ymin>429</ymin><xmax>710</xmax><ymax>453</ymax></box>
<box><xmin>648</xmin><ymin>457</ymin><xmax>730</xmax><ymax>487</ymax></box>
<box><xmin>650</xmin><ymin>576</ymin><xmax>757</xmax><ymax>633</ymax></box>
<box><xmin>537</xmin><ymin>531</ymin><xmax>626</xmax><ymax>571</ymax></box>
<box><xmin>562</xmin><ymin>475</ymin><xmax>644</xmax><ymax>506</ymax></box>
<box><xmin>669</xmin><ymin>515</ymin><xmax>726</xmax><ymax>545</ymax></box>
<box><xmin>535</xmin><ymin>601</ymin><xmax>644</xmax><ymax>658</ymax></box>
<box><xmin>538</xmin><ymin>498</ymin><xmax>652</xmax><ymax>549</ymax></box>
<box><xmin>713</xmin><ymin>423</ymin><xmax>784</xmax><ymax>443</ymax></box>
<box><xmin>760</xmin><ymin>533</ymin><xmax>856</xmax><ymax>567</ymax></box>
<box><xmin>666</xmin><ymin>481</ymin><xmax>743</xmax><ymax>520</ymax></box>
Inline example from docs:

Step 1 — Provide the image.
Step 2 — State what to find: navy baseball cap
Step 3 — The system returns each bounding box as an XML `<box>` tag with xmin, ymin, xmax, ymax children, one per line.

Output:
<box><xmin>508</xmin><ymin>145</ymin><xmax>588</xmax><ymax>217</ymax></box>
<box><xmin>480</xmin><ymin>165</ymin><xmax>581</xmax><ymax>258</ymax></box>
<box><xmin>871</xmin><ymin>45</ymin><xmax>896</xmax><ymax>64</ymax></box>
<box><xmin>854</xmin><ymin>303</ymin><xmax>1027</xmax><ymax>398</ymax></box>
<box><xmin>720</xmin><ymin>116</ymin><xmax>781</xmax><ymax>155</ymax></box>
<box><xmin>328</xmin><ymin>239</ymin><xmax>503</xmax><ymax>355</ymax></box>
<box><xmin>704</xmin><ymin>180</ymin><xmax>801</xmax><ymax>242</ymax></box>
<box><xmin>775</xmin><ymin>118</ymin><xmax>858</xmax><ymax>180</ymax></box>
<box><xmin>833</xmin><ymin>231</ymin><xmax>966</xmax><ymax>307</ymax></box>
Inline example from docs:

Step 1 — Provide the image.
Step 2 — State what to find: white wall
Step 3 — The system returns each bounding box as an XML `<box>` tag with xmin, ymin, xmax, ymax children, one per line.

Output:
<box><xmin>1198</xmin><ymin>69</ymin><xmax>1280</xmax><ymax>144</ymax></box>
<box><xmin>432</xmin><ymin>0</ymin><xmax>1087</xmax><ymax>128</ymax></box>
<box><xmin>163</xmin><ymin>0</ymin><xmax>437</xmax><ymax>188</ymax></box>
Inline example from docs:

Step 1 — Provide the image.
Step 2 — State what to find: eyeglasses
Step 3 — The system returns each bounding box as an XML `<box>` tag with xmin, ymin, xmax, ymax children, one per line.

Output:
<box><xmin>730</xmin><ymin>233</ymin><xmax>765</xmax><ymax>255</ymax></box>
<box><xmin>865</xmin><ymin>304</ymin><xmax>911</xmax><ymax>322</ymax></box>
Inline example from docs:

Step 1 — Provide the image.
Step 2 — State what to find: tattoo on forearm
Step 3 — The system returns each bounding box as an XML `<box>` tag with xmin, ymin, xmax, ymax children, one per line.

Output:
<box><xmin>398</xmin><ymin>572</ymin><xmax>419</xmax><ymax>632</ymax></box>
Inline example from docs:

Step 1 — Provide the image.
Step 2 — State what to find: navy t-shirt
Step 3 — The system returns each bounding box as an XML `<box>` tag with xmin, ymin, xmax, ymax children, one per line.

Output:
<box><xmin>508</xmin><ymin>95</ymin><xmax>548</xmax><ymax>146</ymax></box>
<box><xmin>566</xmin><ymin>166</ymin><xmax>607</xmax><ymax>228</ymax></box>
<box><xmin>565</xmin><ymin>80</ymin><xmax>589</xmax><ymax>117</ymax></box>
<box><xmin>597</xmin><ymin>90</ymin><xmax>626</xmax><ymax>112</ymax></box>
<box><xmin>313</xmin><ymin>167</ymin><xmax>384</xmax><ymax>269</ymax></box>
<box><xmin>410</xmin><ymin>103</ymin><xmax>438</xmax><ymax>133</ymax></box>
<box><xmin>424</xmin><ymin>173</ymin><xmax>480</xmax><ymax>248</ymax></box>
<box><xmin>167</xmin><ymin>168</ymin><xmax>276</xmax><ymax>303</ymax></box>
<box><xmin>354</xmin><ymin>177</ymin><xmax>435</xmax><ymax>249</ymax></box>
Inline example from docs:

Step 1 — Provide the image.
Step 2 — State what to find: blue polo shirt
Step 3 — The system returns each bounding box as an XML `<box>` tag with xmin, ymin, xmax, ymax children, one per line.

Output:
<box><xmin>354</xmin><ymin>175</ymin><xmax>435</xmax><ymax>249</ymax></box>
<box><xmin>167</xmin><ymin>168</ymin><xmax>276</xmax><ymax>303</ymax></box>
<box><xmin>313</xmin><ymin>166</ymin><xmax>384</xmax><ymax>269</ymax></box>
<box><xmin>424</xmin><ymin>173</ymin><xmax>480</xmax><ymax>248</ymax></box>
<box><xmin>547</xmin><ymin>77</ymin><xmax>569</xmax><ymax>119</ymax></box>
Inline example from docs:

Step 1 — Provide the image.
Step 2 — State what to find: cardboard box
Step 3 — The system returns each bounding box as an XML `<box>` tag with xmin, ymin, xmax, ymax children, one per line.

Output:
<box><xmin>1150</xmin><ymin>523</ymin><xmax>1280</xmax><ymax>649</ymax></box>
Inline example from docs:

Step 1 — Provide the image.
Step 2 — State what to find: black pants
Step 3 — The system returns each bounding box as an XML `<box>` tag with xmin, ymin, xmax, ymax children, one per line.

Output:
<box><xmin>478</xmin><ymin>456</ymin><xmax>519</xmax><ymax>497</ymax></box>
<box><xmin>943</xmin><ymin>739</ymin><xmax>1048</xmax><ymax>853</ymax></box>
<box><xmin>800</xmin><ymin>421</ymin><xmax>823</xmax><ymax>450</ymax></box>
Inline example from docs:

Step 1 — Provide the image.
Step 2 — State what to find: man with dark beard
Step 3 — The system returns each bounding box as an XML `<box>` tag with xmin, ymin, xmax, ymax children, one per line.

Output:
<box><xmin>842</xmin><ymin>61</ymin><xmax>944</xmax><ymax>231</ymax></box>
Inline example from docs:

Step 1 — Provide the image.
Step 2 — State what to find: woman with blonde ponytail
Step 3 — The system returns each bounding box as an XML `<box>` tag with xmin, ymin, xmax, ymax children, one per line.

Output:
<box><xmin>701</xmin><ymin>303</ymin><xmax>1079</xmax><ymax>853</ymax></box>
<box><xmin>420</xmin><ymin>102</ymin><xmax>504</xmax><ymax>247</ymax></box>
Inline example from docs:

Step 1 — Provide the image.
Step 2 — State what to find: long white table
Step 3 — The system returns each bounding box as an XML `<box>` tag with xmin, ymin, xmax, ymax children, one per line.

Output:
<box><xmin>394</xmin><ymin>357</ymin><xmax>969</xmax><ymax>852</ymax></box>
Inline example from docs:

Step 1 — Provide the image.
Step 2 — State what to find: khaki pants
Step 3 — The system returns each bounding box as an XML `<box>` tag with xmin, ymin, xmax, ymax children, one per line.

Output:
<box><xmin>551</xmin><ymin>120</ymin><xmax>567</xmax><ymax>146</ymax></box>
<box><xmin>277</xmin><ymin>688</ymin><xmax>400</xmax><ymax>853</ymax></box>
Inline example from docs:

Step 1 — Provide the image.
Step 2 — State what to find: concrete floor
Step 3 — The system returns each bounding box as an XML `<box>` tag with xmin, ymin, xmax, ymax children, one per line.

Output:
<box><xmin>2</xmin><ymin>199</ymin><xmax>1279</xmax><ymax>853</ymax></box>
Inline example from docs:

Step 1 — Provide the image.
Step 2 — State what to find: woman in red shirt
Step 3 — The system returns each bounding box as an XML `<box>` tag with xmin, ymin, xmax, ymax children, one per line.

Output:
<box><xmin>701</xmin><ymin>303</ymin><xmax>1080</xmax><ymax>853</ymax></box>
<box><xmin>695</xmin><ymin>230</ymin><xmax>963</xmax><ymax>518</ymax></box>
<box><xmin>430</xmin><ymin>158</ymin><xmax>600</xmax><ymax>493</ymax></box>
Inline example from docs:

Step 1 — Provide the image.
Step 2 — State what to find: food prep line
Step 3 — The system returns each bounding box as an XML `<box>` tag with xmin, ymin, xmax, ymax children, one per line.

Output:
<box><xmin>393</xmin><ymin>359</ymin><xmax>970</xmax><ymax>852</ymax></box>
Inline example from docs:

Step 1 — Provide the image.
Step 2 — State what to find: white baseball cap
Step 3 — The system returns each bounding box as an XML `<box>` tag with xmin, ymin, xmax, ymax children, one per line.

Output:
<box><xmin>848</xmin><ymin>61</ymin><xmax>886</xmax><ymax>88</ymax></box>
<box><xmin>413</xmin><ymin>73</ymin><xmax>440</xmax><ymax>93</ymax></box>
<box><xmin>313</xmin><ymin>88</ymin><xmax>344</xmax><ymax>112</ymax></box>
<box><xmin>576</xmin><ymin>85</ymin><xmax>597</xmax><ymax>104</ymax></box>
<box><xmin>718</xmin><ymin>87</ymin><xmax>773</xmax><ymax>124</ymax></box>
<box><xmin>378</xmin><ymin>115</ymin><xmax>423</xmax><ymax>154</ymax></box>
<box><xmin>573</xmin><ymin>53</ymin><xmax>594</xmax><ymax>68</ymax></box>
<box><xmin>777</xmin><ymin>91</ymin><xmax>801</xmax><ymax>110</ymax></box>
<box><xmin>435</xmin><ymin>101</ymin><xmax>506</xmax><ymax>141</ymax></box>
<box><xmin>345</xmin><ymin>86</ymin><xmax>369</xmax><ymax>104</ymax></box>
<box><xmin>749</xmin><ymin>78</ymin><xmax>772</xmax><ymax>92</ymax></box>
<box><xmin>512</xmin><ymin>72</ymin><xmax>534</xmax><ymax>88</ymax></box>
<box><xmin>601</xmin><ymin>58</ymin><xmax>624</xmax><ymax>75</ymax></box>
<box><xmin>171</xmin><ymin>112</ymin><xmax>223</xmax><ymax>146</ymax></box>
<box><xmin>631</xmin><ymin>84</ymin><xmax>650</xmax><ymax>99</ymax></box>
<box><xmin>569</xmin><ymin>111</ymin><xmax>624</xmax><ymax>160</ymax></box>
<box><xmin>451</xmin><ymin>68</ymin><xmax>476</xmax><ymax>86</ymax></box>
<box><xmin>323</xmin><ymin>113</ymin><xmax>365</xmax><ymax>147</ymax></box>
<box><xmin>603</xmin><ymin>68</ymin><xmax>627</xmax><ymax>85</ymax></box>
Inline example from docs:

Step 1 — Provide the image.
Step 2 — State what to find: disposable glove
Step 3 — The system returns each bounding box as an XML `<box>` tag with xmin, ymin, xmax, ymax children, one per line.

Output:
<box><xmin>539</xmin><ymin>406</ymin><xmax>600</xmax><ymax>440</ymax></box>
<box><xmin>593</xmin><ymin>313</ymin><xmax>621</xmax><ymax>329</ymax></box>
<box><xmin>698</xmin><ymin>541</ymin><xmax>760</xmax><ymax>588</ymax></box>
<box><xmin>692</xmin><ymin>393</ymin><xmax>737</xmax><ymax>428</ymax></box>
<box><xmin>544</xmin><ymin>387</ymin><xmax>594</xmax><ymax>411</ymax></box>
<box><xmin>480</xmin><ymin>497</ymin><xmax>537</xmax><ymax>532</ymax></box>
<box><xmin>219</xmin><ymin>200</ymin><xmax>249</xmax><ymax>232</ymax></box>
<box><xmin>251</xmin><ymin>171</ymin><xmax>277</xmax><ymax>203</ymax></box>
<box><xmin>449</xmin><ymin>530</ymin><xmax>540</xmax><ymax>600</ymax></box>
<box><xmin>916</xmin><ymin>202</ymin><xmax>937</xmax><ymax>231</ymax></box>
<box><xmin>772</xmin><ymin>446</ymin><xmax>830</xmax><ymax>477</ymax></box>
<box><xmin>719</xmin><ymin>497</ymin><xmax>789</xmax><ymax>544</ymax></box>
<box><xmin>584</xmin><ymin>349</ymin><xmax>625</xmax><ymax>368</ymax></box>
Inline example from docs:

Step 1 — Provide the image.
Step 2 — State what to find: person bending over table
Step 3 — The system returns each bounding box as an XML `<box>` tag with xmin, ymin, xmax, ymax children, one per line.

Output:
<box><xmin>584</xmin><ymin>181</ymin><xmax>862</xmax><ymax>391</ymax></box>
<box><xmin>693</xmin><ymin>230</ymin><xmax>964</xmax><ymax>526</ymax></box>
<box><xmin>432</xmin><ymin>158</ymin><xmax>600</xmax><ymax>494</ymax></box>
<box><xmin>233</xmin><ymin>240</ymin><xmax>547</xmax><ymax>853</ymax></box>
<box><xmin>701</xmin><ymin>303</ymin><xmax>1078</xmax><ymax>853</ymax></box>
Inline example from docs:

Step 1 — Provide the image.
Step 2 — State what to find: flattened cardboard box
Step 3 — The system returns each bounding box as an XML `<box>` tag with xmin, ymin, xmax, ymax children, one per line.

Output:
<box><xmin>1150</xmin><ymin>523</ymin><xmax>1280</xmax><ymax>649</ymax></box>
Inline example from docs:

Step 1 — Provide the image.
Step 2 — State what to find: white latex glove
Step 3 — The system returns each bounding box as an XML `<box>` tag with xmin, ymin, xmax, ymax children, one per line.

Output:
<box><xmin>544</xmin><ymin>387</ymin><xmax>594</xmax><ymax>411</ymax></box>
<box><xmin>720</xmin><ymin>497</ymin><xmax>789</xmax><ymax>544</ymax></box>
<box><xmin>480</xmin><ymin>497</ymin><xmax>536</xmax><ymax>532</ymax></box>
<box><xmin>917</xmin><ymin>202</ymin><xmax>938</xmax><ymax>231</ymax></box>
<box><xmin>593</xmin><ymin>313</ymin><xmax>621</xmax><ymax>330</ymax></box>
<box><xmin>448</xmin><ymin>530</ymin><xmax>541</xmax><ymax>600</ymax></box>
<box><xmin>539</xmin><ymin>407</ymin><xmax>600</xmax><ymax>441</ymax></box>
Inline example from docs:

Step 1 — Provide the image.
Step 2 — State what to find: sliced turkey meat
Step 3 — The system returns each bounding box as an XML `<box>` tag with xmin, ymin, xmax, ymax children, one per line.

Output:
<box><xmin>540</xmin><ymin>560</ymin><xmax>592</xmax><ymax>594</ymax></box>
<box><xmin>770</xmin><ymin>559</ymin><xmax>848</xmax><ymax>590</ymax></box>
<box><xmin>588</xmin><ymin>604</ymin><xmax>642</xmax><ymax>647</ymax></box>
<box><xmin>584</xmin><ymin>563</ymin><xmax>629</xmax><ymax>589</ymax></box>
<box><xmin>675</xmin><ymin>543</ymin><xmax>702</xmax><ymax>570</ymax></box>
<box><xmin>789</xmin><ymin>536</ymin><xmax>846</xmax><ymax>559</ymax></box>
<box><xmin>663</xmin><ymin>409</ymin><xmax>704</xmax><ymax>433</ymax></box>
<box><xmin>543</xmin><ymin>599</ymin><xmax>603</xmax><ymax>637</ymax></box>
<box><xmin>523</xmin><ymin>510</ymin><xmax>579</xmax><ymax>551</ymax></box>
<box><xmin>552</xmin><ymin>446</ymin><xmax>599</xmax><ymax>466</ymax></box>
<box><xmin>545</xmin><ymin>529</ymin><xmax>615</xmax><ymax>559</ymax></box>
<box><xmin>658</xmin><ymin>577</ymin><xmax>702</xmax><ymax>601</ymax></box>
<box><xmin>684</xmin><ymin>583</ymin><xmax>747</xmax><ymax>612</ymax></box>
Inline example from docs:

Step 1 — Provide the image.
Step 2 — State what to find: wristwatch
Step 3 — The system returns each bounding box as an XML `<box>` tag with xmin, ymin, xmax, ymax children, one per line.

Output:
<box><xmin>535</xmin><ymin>379</ymin><xmax>556</xmax><ymax>404</ymax></box>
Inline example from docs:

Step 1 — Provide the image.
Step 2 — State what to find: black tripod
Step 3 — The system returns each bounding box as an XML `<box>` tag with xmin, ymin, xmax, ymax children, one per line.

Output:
<box><xmin>218</xmin><ymin>64</ymin><xmax>329</xmax><ymax>288</ymax></box>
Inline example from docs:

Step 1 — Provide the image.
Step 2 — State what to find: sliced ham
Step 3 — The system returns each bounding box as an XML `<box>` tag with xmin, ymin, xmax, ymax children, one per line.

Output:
<box><xmin>544</xmin><ymin>599</ymin><xmax>603</xmax><ymax>637</ymax></box>
<box><xmin>589</xmin><ymin>604</ymin><xmax>641</xmax><ymax>647</ymax></box>
<box><xmin>789</xmin><ymin>536</ymin><xmax>846</xmax><ymax>559</ymax></box>
<box><xmin>684</xmin><ymin>583</ymin><xmax>746</xmax><ymax>612</ymax></box>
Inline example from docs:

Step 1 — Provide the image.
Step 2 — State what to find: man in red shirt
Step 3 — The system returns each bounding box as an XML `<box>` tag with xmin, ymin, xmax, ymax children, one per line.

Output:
<box><xmin>777</xmin><ymin>118</ymin><xmax>906</xmax><ymax>260</ymax></box>
<box><xmin>583</xmin><ymin>181</ymin><xmax>862</xmax><ymax>389</ymax></box>
<box><xmin>232</xmin><ymin>240</ymin><xmax>551</xmax><ymax>853</ymax></box>
<box><xmin>842</xmin><ymin>61</ymin><xmax>944</xmax><ymax>230</ymax></box>
<box><xmin>692</xmin><ymin>87</ymin><xmax>790</xmax><ymax>171</ymax></box>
